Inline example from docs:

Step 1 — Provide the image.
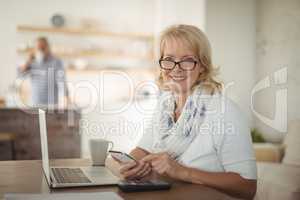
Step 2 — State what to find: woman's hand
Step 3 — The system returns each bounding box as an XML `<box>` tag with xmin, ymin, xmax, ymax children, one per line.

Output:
<box><xmin>141</xmin><ymin>152</ymin><xmax>187</xmax><ymax>179</ymax></box>
<box><xmin>119</xmin><ymin>161</ymin><xmax>152</xmax><ymax>180</ymax></box>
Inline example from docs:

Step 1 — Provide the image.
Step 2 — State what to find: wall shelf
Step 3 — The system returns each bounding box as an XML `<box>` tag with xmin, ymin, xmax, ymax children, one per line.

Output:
<box><xmin>66</xmin><ymin>67</ymin><xmax>157</xmax><ymax>75</ymax></box>
<box><xmin>17</xmin><ymin>48</ymin><xmax>153</xmax><ymax>61</ymax></box>
<box><xmin>17</xmin><ymin>25</ymin><xmax>154</xmax><ymax>41</ymax></box>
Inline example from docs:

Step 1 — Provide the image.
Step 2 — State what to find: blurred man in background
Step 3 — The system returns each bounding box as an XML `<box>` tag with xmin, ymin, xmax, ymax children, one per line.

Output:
<box><xmin>19</xmin><ymin>37</ymin><xmax>69</xmax><ymax>107</ymax></box>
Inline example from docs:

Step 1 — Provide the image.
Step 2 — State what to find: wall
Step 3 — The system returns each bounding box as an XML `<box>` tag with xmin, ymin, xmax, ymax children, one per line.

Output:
<box><xmin>255</xmin><ymin>0</ymin><xmax>300</xmax><ymax>142</ymax></box>
<box><xmin>155</xmin><ymin>0</ymin><xmax>206</xmax><ymax>32</ymax></box>
<box><xmin>206</xmin><ymin>0</ymin><xmax>257</xmax><ymax>125</ymax></box>
<box><xmin>154</xmin><ymin>0</ymin><xmax>206</xmax><ymax>58</ymax></box>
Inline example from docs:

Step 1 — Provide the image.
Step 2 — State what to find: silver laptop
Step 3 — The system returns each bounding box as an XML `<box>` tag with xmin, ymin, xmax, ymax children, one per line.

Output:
<box><xmin>38</xmin><ymin>109</ymin><xmax>119</xmax><ymax>188</ymax></box>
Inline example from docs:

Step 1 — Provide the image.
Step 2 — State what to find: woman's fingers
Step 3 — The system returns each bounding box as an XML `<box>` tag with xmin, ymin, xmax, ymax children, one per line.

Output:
<box><xmin>119</xmin><ymin>161</ymin><xmax>137</xmax><ymax>174</ymax></box>
<box><xmin>121</xmin><ymin>162</ymin><xmax>153</xmax><ymax>179</ymax></box>
<box><xmin>122</xmin><ymin>162</ymin><xmax>145</xmax><ymax>179</ymax></box>
<box><xmin>139</xmin><ymin>165</ymin><xmax>152</xmax><ymax>177</ymax></box>
<box><xmin>135</xmin><ymin>162</ymin><xmax>151</xmax><ymax>177</ymax></box>
<box><xmin>119</xmin><ymin>153</ymin><xmax>176</xmax><ymax>178</ymax></box>
<box><xmin>119</xmin><ymin>153</ymin><xmax>171</xmax><ymax>179</ymax></box>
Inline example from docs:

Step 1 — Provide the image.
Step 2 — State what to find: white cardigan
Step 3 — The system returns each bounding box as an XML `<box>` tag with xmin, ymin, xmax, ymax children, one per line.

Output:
<box><xmin>138</xmin><ymin>92</ymin><xmax>257</xmax><ymax>180</ymax></box>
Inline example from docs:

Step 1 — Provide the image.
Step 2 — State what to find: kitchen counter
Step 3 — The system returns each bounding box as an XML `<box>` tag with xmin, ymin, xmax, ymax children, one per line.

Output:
<box><xmin>0</xmin><ymin>107</ymin><xmax>81</xmax><ymax>160</ymax></box>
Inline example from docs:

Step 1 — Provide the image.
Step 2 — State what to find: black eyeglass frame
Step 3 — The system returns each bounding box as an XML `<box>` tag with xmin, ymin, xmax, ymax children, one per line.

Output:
<box><xmin>158</xmin><ymin>58</ymin><xmax>199</xmax><ymax>71</ymax></box>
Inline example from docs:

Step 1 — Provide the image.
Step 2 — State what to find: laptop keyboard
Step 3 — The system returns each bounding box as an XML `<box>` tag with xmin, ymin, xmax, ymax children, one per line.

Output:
<box><xmin>51</xmin><ymin>168</ymin><xmax>92</xmax><ymax>184</ymax></box>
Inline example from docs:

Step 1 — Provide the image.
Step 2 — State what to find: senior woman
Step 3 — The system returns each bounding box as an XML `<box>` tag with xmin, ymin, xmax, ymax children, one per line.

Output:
<box><xmin>108</xmin><ymin>24</ymin><xmax>257</xmax><ymax>200</ymax></box>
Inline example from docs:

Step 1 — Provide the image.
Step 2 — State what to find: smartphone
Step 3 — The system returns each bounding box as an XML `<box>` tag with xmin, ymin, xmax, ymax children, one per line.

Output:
<box><xmin>109</xmin><ymin>150</ymin><xmax>137</xmax><ymax>163</ymax></box>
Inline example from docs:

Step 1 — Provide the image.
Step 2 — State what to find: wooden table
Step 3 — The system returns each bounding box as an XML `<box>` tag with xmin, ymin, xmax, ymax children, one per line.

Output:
<box><xmin>0</xmin><ymin>159</ymin><xmax>240</xmax><ymax>200</ymax></box>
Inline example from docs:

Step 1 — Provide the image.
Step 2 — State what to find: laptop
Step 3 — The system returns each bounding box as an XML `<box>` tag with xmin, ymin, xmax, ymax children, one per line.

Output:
<box><xmin>38</xmin><ymin>109</ymin><xmax>119</xmax><ymax>188</ymax></box>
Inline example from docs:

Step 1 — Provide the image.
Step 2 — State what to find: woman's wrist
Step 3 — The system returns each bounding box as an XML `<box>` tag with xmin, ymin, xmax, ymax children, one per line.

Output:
<box><xmin>170</xmin><ymin>162</ymin><xmax>191</xmax><ymax>182</ymax></box>
<box><xmin>174</xmin><ymin>164</ymin><xmax>204</xmax><ymax>184</ymax></box>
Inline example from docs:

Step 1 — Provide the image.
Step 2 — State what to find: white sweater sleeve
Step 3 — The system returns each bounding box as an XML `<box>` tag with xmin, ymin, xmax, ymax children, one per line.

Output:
<box><xmin>212</xmin><ymin>97</ymin><xmax>257</xmax><ymax>180</ymax></box>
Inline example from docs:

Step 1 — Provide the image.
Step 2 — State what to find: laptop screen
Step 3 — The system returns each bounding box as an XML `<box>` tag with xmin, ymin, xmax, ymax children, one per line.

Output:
<box><xmin>39</xmin><ymin>109</ymin><xmax>51</xmax><ymax>185</ymax></box>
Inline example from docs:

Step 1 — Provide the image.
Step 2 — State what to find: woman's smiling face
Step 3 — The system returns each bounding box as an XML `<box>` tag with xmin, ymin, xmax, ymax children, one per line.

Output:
<box><xmin>161</xmin><ymin>39</ymin><xmax>203</xmax><ymax>94</ymax></box>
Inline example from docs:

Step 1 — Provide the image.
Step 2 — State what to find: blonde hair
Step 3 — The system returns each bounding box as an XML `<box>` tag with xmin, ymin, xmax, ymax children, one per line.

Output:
<box><xmin>158</xmin><ymin>24</ymin><xmax>222</xmax><ymax>95</ymax></box>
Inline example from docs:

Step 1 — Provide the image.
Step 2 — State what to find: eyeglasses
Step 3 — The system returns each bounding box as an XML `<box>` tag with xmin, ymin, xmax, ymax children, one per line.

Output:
<box><xmin>159</xmin><ymin>58</ymin><xmax>198</xmax><ymax>71</ymax></box>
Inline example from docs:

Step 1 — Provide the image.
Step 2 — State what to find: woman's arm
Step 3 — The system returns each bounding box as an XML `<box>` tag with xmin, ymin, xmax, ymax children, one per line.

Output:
<box><xmin>178</xmin><ymin>165</ymin><xmax>256</xmax><ymax>200</ymax></box>
<box><xmin>142</xmin><ymin>153</ymin><xmax>256</xmax><ymax>200</ymax></box>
